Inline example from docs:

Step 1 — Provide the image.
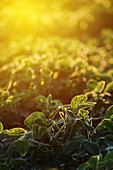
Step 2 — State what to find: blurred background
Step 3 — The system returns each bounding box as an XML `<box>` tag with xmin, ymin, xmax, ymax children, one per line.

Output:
<box><xmin>0</xmin><ymin>0</ymin><xmax>113</xmax><ymax>128</ymax></box>
<box><xmin>0</xmin><ymin>0</ymin><xmax>113</xmax><ymax>42</ymax></box>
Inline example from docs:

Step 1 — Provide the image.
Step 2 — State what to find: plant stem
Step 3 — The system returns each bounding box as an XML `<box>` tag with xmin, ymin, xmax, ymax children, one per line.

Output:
<box><xmin>29</xmin><ymin>138</ymin><xmax>50</xmax><ymax>146</ymax></box>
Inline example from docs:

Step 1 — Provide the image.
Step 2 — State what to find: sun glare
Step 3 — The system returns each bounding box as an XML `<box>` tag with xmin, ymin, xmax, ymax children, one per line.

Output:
<box><xmin>0</xmin><ymin>0</ymin><xmax>113</xmax><ymax>41</ymax></box>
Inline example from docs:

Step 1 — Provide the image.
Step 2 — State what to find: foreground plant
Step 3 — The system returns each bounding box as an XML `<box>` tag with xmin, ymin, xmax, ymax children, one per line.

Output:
<box><xmin>0</xmin><ymin>94</ymin><xmax>97</xmax><ymax>169</ymax></box>
<box><xmin>0</xmin><ymin>92</ymin><xmax>113</xmax><ymax>169</ymax></box>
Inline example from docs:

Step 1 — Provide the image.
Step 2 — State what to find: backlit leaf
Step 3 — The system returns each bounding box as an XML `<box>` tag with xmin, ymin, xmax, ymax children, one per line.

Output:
<box><xmin>105</xmin><ymin>81</ymin><xmax>113</xmax><ymax>92</ymax></box>
<box><xmin>24</xmin><ymin>112</ymin><xmax>45</xmax><ymax>126</ymax></box>
<box><xmin>0</xmin><ymin>122</ymin><xmax>3</xmax><ymax>134</ymax></box>
<box><xmin>105</xmin><ymin>105</ymin><xmax>113</xmax><ymax>118</ymax></box>
<box><xmin>94</xmin><ymin>81</ymin><xmax>105</xmax><ymax>93</ymax></box>
<box><xmin>97</xmin><ymin>119</ymin><xmax>113</xmax><ymax>133</ymax></box>
<box><xmin>78</xmin><ymin>110</ymin><xmax>89</xmax><ymax>118</ymax></box>
<box><xmin>78</xmin><ymin>101</ymin><xmax>96</xmax><ymax>109</ymax></box>
<box><xmin>87</xmin><ymin>79</ymin><xmax>98</xmax><ymax>91</ymax></box>
<box><xmin>71</xmin><ymin>94</ymin><xmax>87</xmax><ymax>110</ymax></box>
<box><xmin>34</xmin><ymin>95</ymin><xmax>46</xmax><ymax>103</ymax></box>
<box><xmin>6</xmin><ymin>128</ymin><xmax>27</xmax><ymax>136</ymax></box>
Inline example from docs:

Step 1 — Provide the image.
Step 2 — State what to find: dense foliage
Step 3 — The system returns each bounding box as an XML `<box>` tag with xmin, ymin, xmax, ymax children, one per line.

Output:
<box><xmin>0</xmin><ymin>85</ymin><xmax>113</xmax><ymax>169</ymax></box>
<box><xmin>0</xmin><ymin>29</ymin><xmax>113</xmax><ymax>128</ymax></box>
<box><xmin>0</xmin><ymin>30</ymin><xmax>113</xmax><ymax>169</ymax></box>
<box><xmin>0</xmin><ymin>0</ymin><xmax>113</xmax><ymax>169</ymax></box>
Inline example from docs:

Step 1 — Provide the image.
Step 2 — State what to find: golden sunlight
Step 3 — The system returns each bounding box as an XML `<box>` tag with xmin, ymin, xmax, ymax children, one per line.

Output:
<box><xmin>0</xmin><ymin>0</ymin><xmax>113</xmax><ymax>40</ymax></box>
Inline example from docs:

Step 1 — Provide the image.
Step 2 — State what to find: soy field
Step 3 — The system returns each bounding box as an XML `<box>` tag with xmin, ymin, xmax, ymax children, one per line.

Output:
<box><xmin>0</xmin><ymin>0</ymin><xmax>113</xmax><ymax>169</ymax></box>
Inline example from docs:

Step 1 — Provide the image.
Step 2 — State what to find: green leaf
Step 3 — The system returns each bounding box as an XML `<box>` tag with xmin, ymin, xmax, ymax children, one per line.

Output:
<box><xmin>78</xmin><ymin>162</ymin><xmax>90</xmax><ymax>170</ymax></box>
<box><xmin>105</xmin><ymin>81</ymin><xmax>113</xmax><ymax>92</ymax></box>
<box><xmin>94</xmin><ymin>81</ymin><xmax>105</xmax><ymax>93</ymax></box>
<box><xmin>9</xmin><ymin>158</ymin><xmax>27</xmax><ymax>166</ymax></box>
<box><xmin>105</xmin><ymin>105</ymin><xmax>113</xmax><ymax>118</ymax></box>
<box><xmin>78</xmin><ymin>154</ymin><xmax>103</xmax><ymax>170</ymax></box>
<box><xmin>6</xmin><ymin>128</ymin><xmax>27</xmax><ymax>136</ymax></box>
<box><xmin>5</xmin><ymin>95</ymin><xmax>14</xmax><ymax>104</ymax></box>
<box><xmin>104</xmin><ymin>119</ymin><xmax>113</xmax><ymax>133</ymax></box>
<box><xmin>33</xmin><ymin>124</ymin><xmax>39</xmax><ymax>138</ymax></box>
<box><xmin>103</xmin><ymin>151</ymin><xmax>113</xmax><ymax>168</ymax></box>
<box><xmin>83</xmin><ymin>140</ymin><xmax>99</xmax><ymax>155</ymax></box>
<box><xmin>47</xmin><ymin>94</ymin><xmax>52</xmax><ymax>105</ymax></box>
<box><xmin>71</xmin><ymin>94</ymin><xmax>87</xmax><ymax>110</ymax></box>
<box><xmin>0</xmin><ymin>122</ymin><xmax>3</xmax><ymax>134</ymax></box>
<box><xmin>78</xmin><ymin>110</ymin><xmax>89</xmax><ymax>118</ymax></box>
<box><xmin>104</xmin><ymin>151</ymin><xmax>113</xmax><ymax>160</ymax></box>
<box><xmin>109</xmin><ymin>114</ymin><xmax>113</xmax><ymax>120</ymax></box>
<box><xmin>52</xmin><ymin>99</ymin><xmax>62</xmax><ymax>106</ymax></box>
<box><xmin>49</xmin><ymin>107</ymin><xmax>61</xmax><ymax>119</ymax></box>
<box><xmin>78</xmin><ymin>101</ymin><xmax>96</xmax><ymax>109</ymax></box>
<box><xmin>96</xmin><ymin>119</ymin><xmax>113</xmax><ymax>133</ymax></box>
<box><xmin>34</xmin><ymin>118</ymin><xmax>44</xmax><ymax>126</ymax></box>
<box><xmin>7</xmin><ymin>141</ymin><xmax>16</xmax><ymax>159</ymax></box>
<box><xmin>64</xmin><ymin>141</ymin><xmax>80</xmax><ymax>155</ymax></box>
<box><xmin>38</xmin><ymin>126</ymin><xmax>47</xmax><ymax>139</ymax></box>
<box><xmin>103</xmin><ymin>159</ymin><xmax>113</xmax><ymax>169</ymax></box>
<box><xmin>16</xmin><ymin>139</ymin><xmax>29</xmax><ymax>157</ymax></box>
<box><xmin>88</xmin><ymin>156</ymin><xmax>98</xmax><ymax>170</ymax></box>
<box><xmin>96</xmin><ymin>119</ymin><xmax>106</xmax><ymax>132</ymax></box>
<box><xmin>37</xmin><ymin>101</ymin><xmax>48</xmax><ymax>111</ymax></box>
<box><xmin>1</xmin><ymin>129</ymin><xmax>8</xmax><ymax>134</ymax></box>
<box><xmin>34</xmin><ymin>95</ymin><xmax>46</xmax><ymax>103</ymax></box>
<box><xmin>87</xmin><ymin>79</ymin><xmax>98</xmax><ymax>91</ymax></box>
<box><xmin>24</xmin><ymin>112</ymin><xmax>45</xmax><ymax>126</ymax></box>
